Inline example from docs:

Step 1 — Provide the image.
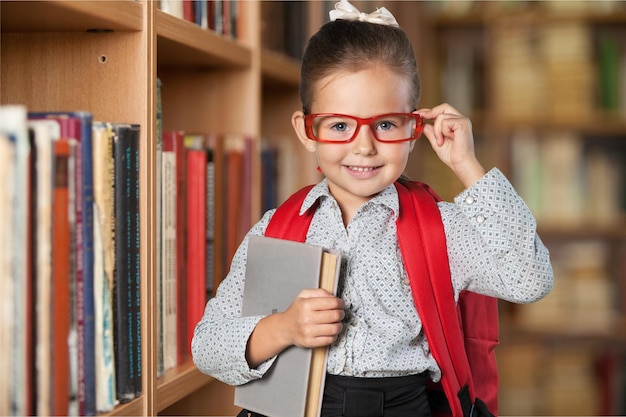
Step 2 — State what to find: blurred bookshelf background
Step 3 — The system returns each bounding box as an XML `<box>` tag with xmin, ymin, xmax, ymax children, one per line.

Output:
<box><xmin>399</xmin><ymin>1</ymin><xmax>626</xmax><ymax>416</ymax></box>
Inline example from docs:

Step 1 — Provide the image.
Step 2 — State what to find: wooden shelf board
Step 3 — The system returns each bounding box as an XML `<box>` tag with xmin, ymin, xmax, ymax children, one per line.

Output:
<box><xmin>157</xmin><ymin>11</ymin><xmax>251</xmax><ymax>69</ymax></box>
<box><xmin>0</xmin><ymin>1</ymin><xmax>143</xmax><ymax>33</ymax></box>
<box><xmin>261</xmin><ymin>49</ymin><xmax>300</xmax><ymax>88</ymax></box>
<box><xmin>105</xmin><ymin>396</ymin><xmax>144</xmax><ymax>416</ymax></box>
<box><xmin>156</xmin><ymin>360</ymin><xmax>215</xmax><ymax>412</ymax></box>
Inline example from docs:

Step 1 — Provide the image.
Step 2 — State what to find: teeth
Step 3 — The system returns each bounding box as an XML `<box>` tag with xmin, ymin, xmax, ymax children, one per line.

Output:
<box><xmin>348</xmin><ymin>166</ymin><xmax>376</xmax><ymax>172</ymax></box>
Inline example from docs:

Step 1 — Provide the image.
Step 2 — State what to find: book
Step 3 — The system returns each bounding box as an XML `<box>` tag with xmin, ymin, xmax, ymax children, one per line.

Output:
<box><xmin>164</xmin><ymin>131</ymin><xmax>188</xmax><ymax>365</ymax></box>
<box><xmin>29</xmin><ymin>119</ymin><xmax>59</xmax><ymax>417</ymax></box>
<box><xmin>0</xmin><ymin>105</ymin><xmax>34</xmax><ymax>415</ymax></box>
<box><xmin>113</xmin><ymin>123</ymin><xmax>141</xmax><ymax>402</ymax></box>
<box><xmin>205</xmin><ymin>135</ymin><xmax>217</xmax><ymax>298</ymax></box>
<box><xmin>223</xmin><ymin>135</ymin><xmax>252</xmax><ymax>267</ymax></box>
<box><xmin>51</xmin><ymin>137</ymin><xmax>74</xmax><ymax>416</ymax></box>
<box><xmin>185</xmin><ymin>138</ymin><xmax>207</xmax><ymax>358</ymax></box>
<box><xmin>0</xmin><ymin>132</ymin><xmax>17</xmax><ymax>416</ymax></box>
<box><xmin>234</xmin><ymin>235</ymin><xmax>342</xmax><ymax>417</ymax></box>
<box><xmin>1</xmin><ymin>105</ymin><xmax>31</xmax><ymax>416</ymax></box>
<box><xmin>92</xmin><ymin>121</ymin><xmax>117</xmax><ymax>412</ymax></box>
<box><xmin>155</xmin><ymin>78</ymin><xmax>164</xmax><ymax>377</ymax></box>
<box><xmin>161</xmin><ymin>131</ymin><xmax>179</xmax><ymax>370</ymax></box>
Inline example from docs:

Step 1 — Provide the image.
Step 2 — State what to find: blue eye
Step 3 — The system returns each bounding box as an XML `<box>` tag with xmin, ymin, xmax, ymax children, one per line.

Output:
<box><xmin>331</xmin><ymin>122</ymin><xmax>349</xmax><ymax>132</ymax></box>
<box><xmin>376</xmin><ymin>120</ymin><xmax>397</xmax><ymax>131</ymax></box>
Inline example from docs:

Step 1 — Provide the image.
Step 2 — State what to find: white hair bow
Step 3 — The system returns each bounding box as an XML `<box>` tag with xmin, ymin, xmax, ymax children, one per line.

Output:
<box><xmin>329</xmin><ymin>0</ymin><xmax>399</xmax><ymax>27</ymax></box>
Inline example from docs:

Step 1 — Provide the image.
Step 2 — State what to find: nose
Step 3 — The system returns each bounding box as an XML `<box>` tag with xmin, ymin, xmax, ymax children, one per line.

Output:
<box><xmin>351</xmin><ymin>124</ymin><xmax>376</xmax><ymax>155</ymax></box>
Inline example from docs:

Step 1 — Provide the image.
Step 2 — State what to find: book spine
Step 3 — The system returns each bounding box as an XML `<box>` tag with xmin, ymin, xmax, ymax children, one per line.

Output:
<box><xmin>51</xmin><ymin>138</ymin><xmax>73</xmax><ymax>415</ymax></box>
<box><xmin>92</xmin><ymin>122</ymin><xmax>117</xmax><ymax>412</ymax></box>
<box><xmin>113</xmin><ymin>124</ymin><xmax>141</xmax><ymax>402</ymax></box>
<box><xmin>77</xmin><ymin>112</ymin><xmax>96</xmax><ymax>416</ymax></box>
<box><xmin>186</xmin><ymin>148</ymin><xmax>207</xmax><ymax>356</ymax></box>
<box><xmin>129</xmin><ymin>125</ymin><xmax>141</xmax><ymax>397</ymax></box>
<box><xmin>30</xmin><ymin>122</ymin><xmax>54</xmax><ymax>417</ymax></box>
<box><xmin>161</xmin><ymin>145</ymin><xmax>177</xmax><ymax>370</ymax></box>
<box><xmin>155</xmin><ymin>78</ymin><xmax>164</xmax><ymax>376</ymax></box>
<box><xmin>205</xmin><ymin>144</ymin><xmax>215</xmax><ymax>298</ymax></box>
<box><xmin>173</xmin><ymin>133</ymin><xmax>188</xmax><ymax>364</ymax></box>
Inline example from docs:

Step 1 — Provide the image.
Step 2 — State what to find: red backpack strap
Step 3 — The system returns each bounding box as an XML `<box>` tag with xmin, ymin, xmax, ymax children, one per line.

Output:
<box><xmin>265</xmin><ymin>185</ymin><xmax>316</xmax><ymax>242</ymax></box>
<box><xmin>395</xmin><ymin>181</ymin><xmax>493</xmax><ymax>417</ymax></box>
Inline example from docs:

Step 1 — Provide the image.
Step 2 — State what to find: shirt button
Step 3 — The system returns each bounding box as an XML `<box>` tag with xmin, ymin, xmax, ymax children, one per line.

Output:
<box><xmin>476</xmin><ymin>214</ymin><xmax>485</xmax><ymax>224</ymax></box>
<box><xmin>403</xmin><ymin>277</ymin><xmax>410</xmax><ymax>286</ymax></box>
<box><xmin>465</xmin><ymin>195</ymin><xmax>475</xmax><ymax>204</ymax></box>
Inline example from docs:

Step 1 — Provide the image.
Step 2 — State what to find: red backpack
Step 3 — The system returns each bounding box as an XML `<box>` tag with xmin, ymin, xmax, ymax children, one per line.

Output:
<box><xmin>264</xmin><ymin>180</ymin><xmax>498</xmax><ymax>417</ymax></box>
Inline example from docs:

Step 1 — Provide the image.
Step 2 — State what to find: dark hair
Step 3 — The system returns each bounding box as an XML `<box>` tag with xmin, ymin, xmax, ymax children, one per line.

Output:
<box><xmin>300</xmin><ymin>19</ymin><xmax>420</xmax><ymax>114</ymax></box>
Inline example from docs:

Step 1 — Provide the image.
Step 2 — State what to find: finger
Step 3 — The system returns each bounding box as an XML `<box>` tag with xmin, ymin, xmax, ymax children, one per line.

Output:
<box><xmin>298</xmin><ymin>288</ymin><xmax>333</xmax><ymax>299</ymax></box>
<box><xmin>421</xmin><ymin>123</ymin><xmax>442</xmax><ymax>149</ymax></box>
<box><xmin>305</xmin><ymin>295</ymin><xmax>345</xmax><ymax>312</ymax></box>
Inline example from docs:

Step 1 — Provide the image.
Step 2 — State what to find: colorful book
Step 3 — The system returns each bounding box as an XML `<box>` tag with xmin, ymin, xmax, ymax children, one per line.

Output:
<box><xmin>0</xmin><ymin>131</ymin><xmax>17</xmax><ymax>416</ymax></box>
<box><xmin>92</xmin><ymin>121</ymin><xmax>117</xmax><ymax>412</ymax></box>
<box><xmin>113</xmin><ymin>123</ymin><xmax>141</xmax><ymax>402</ymax></box>
<box><xmin>28</xmin><ymin>119</ymin><xmax>59</xmax><ymax>417</ymax></box>
<box><xmin>163</xmin><ymin>130</ymin><xmax>188</xmax><ymax>365</ymax></box>
<box><xmin>51</xmin><ymin>137</ymin><xmax>74</xmax><ymax>416</ymax></box>
<box><xmin>161</xmin><ymin>130</ymin><xmax>180</xmax><ymax>370</ymax></box>
<box><xmin>1</xmin><ymin>106</ymin><xmax>31</xmax><ymax>416</ymax></box>
<box><xmin>185</xmin><ymin>137</ymin><xmax>207</xmax><ymax>358</ymax></box>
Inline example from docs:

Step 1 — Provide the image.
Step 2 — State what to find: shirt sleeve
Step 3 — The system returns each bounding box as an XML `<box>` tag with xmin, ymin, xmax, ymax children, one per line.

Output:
<box><xmin>439</xmin><ymin>167</ymin><xmax>554</xmax><ymax>303</ymax></box>
<box><xmin>191</xmin><ymin>210</ymin><xmax>278</xmax><ymax>385</ymax></box>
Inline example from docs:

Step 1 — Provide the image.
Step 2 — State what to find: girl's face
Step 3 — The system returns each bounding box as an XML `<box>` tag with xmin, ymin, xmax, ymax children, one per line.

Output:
<box><xmin>292</xmin><ymin>65</ymin><xmax>417</xmax><ymax>217</ymax></box>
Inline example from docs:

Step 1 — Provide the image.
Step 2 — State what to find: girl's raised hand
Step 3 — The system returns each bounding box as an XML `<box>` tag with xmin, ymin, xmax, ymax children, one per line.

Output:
<box><xmin>417</xmin><ymin>103</ymin><xmax>486</xmax><ymax>188</ymax></box>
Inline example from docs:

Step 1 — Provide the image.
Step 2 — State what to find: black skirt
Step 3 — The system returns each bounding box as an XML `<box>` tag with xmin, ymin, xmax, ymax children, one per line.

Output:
<box><xmin>321</xmin><ymin>373</ymin><xmax>432</xmax><ymax>417</ymax></box>
<box><xmin>237</xmin><ymin>372</ymin><xmax>432</xmax><ymax>417</ymax></box>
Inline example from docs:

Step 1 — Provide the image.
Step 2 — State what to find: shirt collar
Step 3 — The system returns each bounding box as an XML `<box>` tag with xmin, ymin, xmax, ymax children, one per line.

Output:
<box><xmin>299</xmin><ymin>178</ymin><xmax>400</xmax><ymax>218</ymax></box>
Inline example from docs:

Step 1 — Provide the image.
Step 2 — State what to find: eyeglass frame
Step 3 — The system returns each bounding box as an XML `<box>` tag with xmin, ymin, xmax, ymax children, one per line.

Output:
<box><xmin>303</xmin><ymin>112</ymin><xmax>424</xmax><ymax>143</ymax></box>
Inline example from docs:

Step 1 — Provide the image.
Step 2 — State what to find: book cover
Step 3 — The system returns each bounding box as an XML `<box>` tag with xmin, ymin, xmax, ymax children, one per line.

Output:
<box><xmin>113</xmin><ymin>123</ymin><xmax>141</xmax><ymax>402</ymax></box>
<box><xmin>92</xmin><ymin>121</ymin><xmax>117</xmax><ymax>412</ymax></box>
<box><xmin>234</xmin><ymin>235</ymin><xmax>342</xmax><ymax>417</ymax></box>
<box><xmin>186</xmin><ymin>143</ymin><xmax>207</xmax><ymax>359</ymax></box>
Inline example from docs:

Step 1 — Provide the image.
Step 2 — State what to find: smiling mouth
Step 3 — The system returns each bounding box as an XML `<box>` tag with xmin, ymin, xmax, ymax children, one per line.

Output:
<box><xmin>346</xmin><ymin>165</ymin><xmax>381</xmax><ymax>172</ymax></box>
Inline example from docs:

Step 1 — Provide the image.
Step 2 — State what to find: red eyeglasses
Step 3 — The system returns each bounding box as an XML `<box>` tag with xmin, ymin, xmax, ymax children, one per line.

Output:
<box><xmin>304</xmin><ymin>113</ymin><xmax>424</xmax><ymax>143</ymax></box>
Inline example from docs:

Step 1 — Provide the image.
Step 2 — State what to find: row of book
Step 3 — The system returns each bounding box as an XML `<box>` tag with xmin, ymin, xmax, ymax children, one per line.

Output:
<box><xmin>425</xmin><ymin>0</ymin><xmax>626</xmax><ymax>20</ymax></box>
<box><xmin>434</xmin><ymin>6</ymin><xmax>626</xmax><ymax>121</ymax></box>
<box><xmin>154</xmin><ymin>72</ymin><xmax>258</xmax><ymax>374</ymax></box>
<box><xmin>0</xmin><ymin>106</ymin><xmax>141</xmax><ymax>415</ymax></box>
<box><xmin>158</xmin><ymin>0</ymin><xmax>314</xmax><ymax>61</ymax></box>
<box><xmin>158</xmin><ymin>0</ymin><xmax>240</xmax><ymax>39</ymax></box>
<box><xmin>510</xmin><ymin>128</ymin><xmax>625</xmax><ymax>228</ymax></box>
<box><xmin>155</xmin><ymin>130</ymin><xmax>217</xmax><ymax>374</ymax></box>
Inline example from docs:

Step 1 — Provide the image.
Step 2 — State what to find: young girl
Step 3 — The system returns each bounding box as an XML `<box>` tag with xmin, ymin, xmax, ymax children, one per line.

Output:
<box><xmin>192</xmin><ymin>1</ymin><xmax>553</xmax><ymax>416</ymax></box>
